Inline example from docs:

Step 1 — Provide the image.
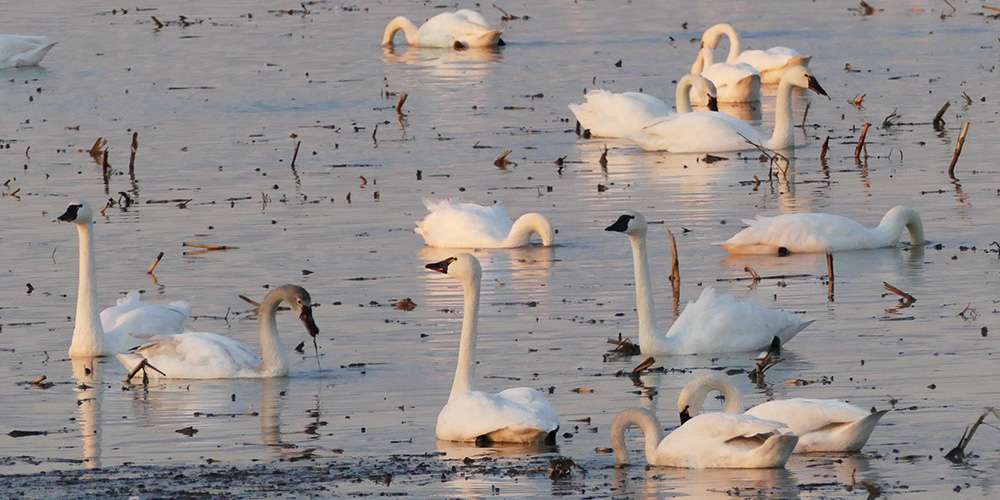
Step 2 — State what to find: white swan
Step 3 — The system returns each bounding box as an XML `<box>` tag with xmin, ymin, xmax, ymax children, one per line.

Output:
<box><xmin>116</xmin><ymin>284</ymin><xmax>319</xmax><ymax>379</ymax></box>
<box><xmin>701</xmin><ymin>23</ymin><xmax>811</xmax><ymax>85</ymax></box>
<box><xmin>630</xmin><ymin>65</ymin><xmax>827</xmax><ymax>153</ymax></box>
<box><xmin>567</xmin><ymin>74</ymin><xmax>718</xmax><ymax>138</ymax></box>
<box><xmin>678</xmin><ymin>374</ymin><xmax>888</xmax><ymax>453</ymax></box>
<box><xmin>426</xmin><ymin>253</ymin><xmax>559</xmax><ymax>444</ymax></box>
<box><xmin>717</xmin><ymin>205</ymin><xmax>926</xmax><ymax>255</ymax></box>
<box><xmin>415</xmin><ymin>199</ymin><xmax>554</xmax><ymax>249</ymax></box>
<box><xmin>58</xmin><ymin>201</ymin><xmax>190</xmax><ymax>358</ymax></box>
<box><xmin>605</xmin><ymin>211</ymin><xmax>811</xmax><ymax>354</ymax></box>
<box><xmin>611</xmin><ymin>407</ymin><xmax>797</xmax><ymax>468</ymax></box>
<box><xmin>691</xmin><ymin>45</ymin><xmax>762</xmax><ymax>103</ymax></box>
<box><xmin>382</xmin><ymin>9</ymin><xmax>503</xmax><ymax>49</ymax></box>
<box><xmin>0</xmin><ymin>35</ymin><xmax>56</xmax><ymax>69</ymax></box>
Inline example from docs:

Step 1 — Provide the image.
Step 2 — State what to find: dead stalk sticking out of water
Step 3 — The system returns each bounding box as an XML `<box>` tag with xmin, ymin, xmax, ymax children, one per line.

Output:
<box><xmin>291</xmin><ymin>141</ymin><xmax>301</xmax><ymax>168</ymax></box>
<box><xmin>883</xmin><ymin>281</ymin><xmax>916</xmax><ymax>305</ymax></box>
<box><xmin>396</xmin><ymin>92</ymin><xmax>408</xmax><ymax>115</ymax></box>
<box><xmin>947</xmin><ymin>122</ymin><xmax>970</xmax><ymax>179</ymax></box>
<box><xmin>933</xmin><ymin>101</ymin><xmax>950</xmax><ymax>128</ymax></box>
<box><xmin>854</xmin><ymin>123</ymin><xmax>870</xmax><ymax>159</ymax></box>
<box><xmin>147</xmin><ymin>251</ymin><xmax>164</xmax><ymax>274</ymax></box>
<box><xmin>821</xmin><ymin>136</ymin><xmax>830</xmax><ymax>160</ymax></box>
<box><xmin>944</xmin><ymin>407</ymin><xmax>1000</xmax><ymax>463</ymax></box>
<box><xmin>494</xmin><ymin>149</ymin><xmax>513</xmax><ymax>167</ymax></box>
<box><xmin>124</xmin><ymin>358</ymin><xmax>166</xmax><ymax>384</ymax></box>
<box><xmin>667</xmin><ymin>229</ymin><xmax>679</xmax><ymax>283</ymax></box>
<box><xmin>744</xmin><ymin>265</ymin><xmax>760</xmax><ymax>284</ymax></box>
<box><xmin>129</xmin><ymin>132</ymin><xmax>138</xmax><ymax>174</ymax></box>
<box><xmin>598</xmin><ymin>144</ymin><xmax>608</xmax><ymax>168</ymax></box>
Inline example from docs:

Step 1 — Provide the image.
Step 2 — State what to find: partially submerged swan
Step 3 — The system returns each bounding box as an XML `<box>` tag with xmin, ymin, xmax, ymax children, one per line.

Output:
<box><xmin>116</xmin><ymin>284</ymin><xmax>319</xmax><ymax>379</ymax></box>
<box><xmin>0</xmin><ymin>34</ymin><xmax>56</xmax><ymax>68</ymax></box>
<box><xmin>717</xmin><ymin>205</ymin><xmax>926</xmax><ymax>255</ymax></box>
<box><xmin>427</xmin><ymin>253</ymin><xmax>559</xmax><ymax>444</ymax></box>
<box><xmin>701</xmin><ymin>23</ymin><xmax>812</xmax><ymax>84</ymax></box>
<box><xmin>58</xmin><ymin>201</ymin><xmax>190</xmax><ymax>358</ymax></box>
<box><xmin>382</xmin><ymin>9</ymin><xmax>503</xmax><ymax>49</ymax></box>
<box><xmin>605</xmin><ymin>211</ymin><xmax>811</xmax><ymax>354</ymax></box>
<box><xmin>678</xmin><ymin>374</ymin><xmax>888</xmax><ymax>453</ymax></box>
<box><xmin>415</xmin><ymin>199</ymin><xmax>554</xmax><ymax>248</ymax></box>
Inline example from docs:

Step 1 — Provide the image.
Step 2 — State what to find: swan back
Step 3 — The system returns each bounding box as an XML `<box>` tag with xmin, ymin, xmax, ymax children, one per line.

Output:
<box><xmin>385</xmin><ymin>10</ymin><xmax>502</xmax><ymax>49</ymax></box>
<box><xmin>0</xmin><ymin>35</ymin><xmax>56</xmax><ymax>68</ymax></box>
<box><xmin>416</xmin><ymin>199</ymin><xmax>553</xmax><ymax>248</ymax></box>
<box><xmin>692</xmin><ymin>46</ymin><xmax>761</xmax><ymax>103</ymax></box>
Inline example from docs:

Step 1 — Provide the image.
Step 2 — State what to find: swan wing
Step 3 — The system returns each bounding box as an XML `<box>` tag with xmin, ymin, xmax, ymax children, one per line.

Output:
<box><xmin>121</xmin><ymin>331</ymin><xmax>262</xmax><ymax>379</ymax></box>
<box><xmin>99</xmin><ymin>291</ymin><xmax>191</xmax><ymax>352</ymax></box>
<box><xmin>436</xmin><ymin>388</ymin><xmax>559</xmax><ymax>443</ymax></box>
<box><xmin>700</xmin><ymin>62</ymin><xmax>761</xmax><ymax>102</ymax></box>
<box><xmin>746</xmin><ymin>400</ymin><xmax>886</xmax><ymax>452</ymax></box>
<box><xmin>416</xmin><ymin>199</ymin><xmax>514</xmax><ymax>248</ymax></box>
<box><xmin>630</xmin><ymin>111</ymin><xmax>766</xmax><ymax>153</ymax></box>
<box><xmin>453</xmin><ymin>9</ymin><xmax>490</xmax><ymax>27</ymax></box>
<box><xmin>568</xmin><ymin>90</ymin><xmax>674</xmax><ymax>138</ymax></box>
<box><xmin>0</xmin><ymin>35</ymin><xmax>56</xmax><ymax>68</ymax></box>
<box><xmin>657</xmin><ymin>413</ymin><xmax>795</xmax><ymax>468</ymax></box>
<box><xmin>418</xmin><ymin>12</ymin><xmax>501</xmax><ymax>48</ymax></box>
<box><xmin>720</xmin><ymin>212</ymin><xmax>875</xmax><ymax>254</ymax></box>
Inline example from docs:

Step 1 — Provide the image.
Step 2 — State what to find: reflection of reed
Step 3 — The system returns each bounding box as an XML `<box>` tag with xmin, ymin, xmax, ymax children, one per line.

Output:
<box><xmin>72</xmin><ymin>358</ymin><xmax>102</xmax><ymax>469</ymax></box>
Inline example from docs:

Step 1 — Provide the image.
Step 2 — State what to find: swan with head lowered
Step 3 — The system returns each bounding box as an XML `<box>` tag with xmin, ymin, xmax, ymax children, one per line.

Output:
<box><xmin>415</xmin><ymin>199</ymin><xmax>554</xmax><ymax>249</ymax></box>
<box><xmin>0</xmin><ymin>34</ymin><xmax>57</xmax><ymax>68</ymax></box>
<box><xmin>690</xmin><ymin>45</ymin><xmax>761</xmax><ymax>104</ymax></box>
<box><xmin>58</xmin><ymin>201</ymin><xmax>190</xmax><ymax>358</ymax></box>
<box><xmin>116</xmin><ymin>284</ymin><xmax>319</xmax><ymax>379</ymax></box>
<box><xmin>718</xmin><ymin>205</ymin><xmax>926</xmax><ymax>255</ymax></box>
<box><xmin>701</xmin><ymin>23</ymin><xmax>811</xmax><ymax>84</ymax></box>
<box><xmin>567</xmin><ymin>74</ymin><xmax>718</xmax><ymax>138</ymax></box>
<box><xmin>678</xmin><ymin>374</ymin><xmax>888</xmax><ymax>453</ymax></box>
<box><xmin>611</xmin><ymin>406</ymin><xmax>797</xmax><ymax>468</ymax></box>
<box><xmin>426</xmin><ymin>253</ymin><xmax>559</xmax><ymax>445</ymax></box>
<box><xmin>630</xmin><ymin>65</ymin><xmax>827</xmax><ymax>153</ymax></box>
<box><xmin>382</xmin><ymin>9</ymin><xmax>503</xmax><ymax>49</ymax></box>
<box><xmin>605</xmin><ymin>211</ymin><xmax>811</xmax><ymax>355</ymax></box>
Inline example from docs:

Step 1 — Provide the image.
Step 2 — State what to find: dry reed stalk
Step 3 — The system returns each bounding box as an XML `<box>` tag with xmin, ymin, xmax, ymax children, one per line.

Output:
<box><xmin>820</xmin><ymin>136</ymin><xmax>830</xmax><ymax>160</ymax></box>
<box><xmin>147</xmin><ymin>252</ymin><xmax>164</xmax><ymax>274</ymax></box>
<box><xmin>826</xmin><ymin>253</ymin><xmax>834</xmax><ymax>282</ymax></box>
<box><xmin>129</xmin><ymin>132</ymin><xmax>138</xmax><ymax>173</ymax></box>
<box><xmin>883</xmin><ymin>281</ymin><xmax>916</xmax><ymax>303</ymax></box>
<box><xmin>744</xmin><ymin>265</ymin><xmax>760</xmax><ymax>282</ymax></box>
<box><xmin>933</xmin><ymin>101</ymin><xmax>950</xmax><ymax>127</ymax></box>
<box><xmin>396</xmin><ymin>92</ymin><xmax>408</xmax><ymax>114</ymax></box>
<box><xmin>182</xmin><ymin>242</ymin><xmax>239</xmax><ymax>250</ymax></box>
<box><xmin>668</xmin><ymin>229</ymin><xmax>679</xmax><ymax>283</ymax></box>
<box><xmin>947</xmin><ymin>122</ymin><xmax>970</xmax><ymax>179</ymax></box>
<box><xmin>854</xmin><ymin>123</ymin><xmax>870</xmax><ymax>159</ymax></box>
<box><xmin>291</xmin><ymin>141</ymin><xmax>301</xmax><ymax>168</ymax></box>
<box><xmin>631</xmin><ymin>357</ymin><xmax>655</xmax><ymax>376</ymax></box>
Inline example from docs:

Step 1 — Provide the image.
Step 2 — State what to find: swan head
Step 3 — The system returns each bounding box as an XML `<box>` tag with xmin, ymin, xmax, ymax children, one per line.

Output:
<box><xmin>273</xmin><ymin>284</ymin><xmax>319</xmax><ymax>337</ymax></box>
<box><xmin>426</xmin><ymin>253</ymin><xmax>482</xmax><ymax>284</ymax></box>
<box><xmin>680</xmin><ymin>73</ymin><xmax>719</xmax><ymax>112</ymax></box>
<box><xmin>700</xmin><ymin>23</ymin><xmax>736</xmax><ymax>49</ymax></box>
<box><xmin>57</xmin><ymin>201</ymin><xmax>94</xmax><ymax>225</ymax></box>
<box><xmin>782</xmin><ymin>65</ymin><xmax>828</xmax><ymax>98</ymax></box>
<box><xmin>880</xmin><ymin>205</ymin><xmax>925</xmax><ymax>245</ymax></box>
<box><xmin>677</xmin><ymin>374</ymin><xmax>742</xmax><ymax>425</ymax></box>
<box><xmin>604</xmin><ymin>210</ymin><xmax>647</xmax><ymax>237</ymax></box>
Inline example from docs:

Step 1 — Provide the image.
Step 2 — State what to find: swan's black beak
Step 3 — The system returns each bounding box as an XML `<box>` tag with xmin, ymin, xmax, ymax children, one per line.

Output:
<box><xmin>299</xmin><ymin>306</ymin><xmax>319</xmax><ymax>337</ymax></box>
<box><xmin>496</xmin><ymin>38</ymin><xmax>505</xmax><ymax>46</ymax></box>
<box><xmin>679</xmin><ymin>406</ymin><xmax>692</xmax><ymax>425</ymax></box>
<box><xmin>57</xmin><ymin>204</ymin><xmax>82</xmax><ymax>222</ymax></box>
<box><xmin>426</xmin><ymin>257</ymin><xmax>457</xmax><ymax>274</ymax></box>
<box><xmin>707</xmin><ymin>94</ymin><xmax>719</xmax><ymax>112</ymax></box>
<box><xmin>605</xmin><ymin>214</ymin><xmax>634</xmax><ymax>233</ymax></box>
<box><xmin>806</xmin><ymin>75</ymin><xmax>829</xmax><ymax>99</ymax></box>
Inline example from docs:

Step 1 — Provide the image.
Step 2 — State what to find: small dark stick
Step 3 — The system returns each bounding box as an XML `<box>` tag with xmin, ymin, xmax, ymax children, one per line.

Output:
<box><xmin>129</xmin><ymin>132</ymin><xmax>139</xmax><ymax>174</ymax></box>
<box><xmin>668</xmin><ymin>229</ymin><xmax>680</xmax><ymax>283</ymax></box>
<box><xmin>820</xmin><ymin>136</ymin><xmax>830</xmax><ymax>160</ymax></box>
<box><xmin>744</xmin><ymin>265</ymin><xmax>760</xmax><ymax>283</ymax></box>
<box><xmin>933</xmin><ymin>101</ymin><xmax>950</xmax><ymax>128</ymax></box>
<box><xmin>826</xmin><ymin>253</ymin><xmax>834</xmax><ymax>283</ymax></box>
<box><xmin>947</xmin><ymin>122</ymin><xmax>970</xmax><ymax>179</ymax></box>
<box><xmin>147</xmin><ymin>251</ymin><xmax>164</xmax><ymax>274</ymax></box>
<box><xmin>395</xmin><ymin>92</ymin><xmax>408</xmax><ymax>115</ymax></box>
<box><xmin>598</xmin><ymin>144</ymin><xmax>608</xmax><ymax>168</ymax></box>
<box><xmin>854</xmin><ymin>123</ymin><xmax>870</xmax><ymax>159</ymax></box>
<box><xmin>291</xmin><ymin>140</ymin><xmax>301</xmax><ymax>168</ymax></box>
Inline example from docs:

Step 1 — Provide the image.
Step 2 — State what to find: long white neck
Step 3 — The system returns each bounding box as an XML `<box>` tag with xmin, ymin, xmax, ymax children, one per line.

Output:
<box><xmin>678</xmin><ymin>375</ymin><xmax>744</xmax><ymax>417</ymax></box>
<box><xmin>504</xmin><ymin>213</ymin><xmax>553</xmax><ymax>247</ymax></box>
<box><xmin>691</xmin><ymin>46</ymin><xmax>713</xmax><ymax>75</ymax></box>
<box><xmin>626</xmin><ymin>232</ymin><xmax>670</xmax><ymax>352</ymax></box>
<box><xmin>382</xmin><ymin>16</ymin><xmax>419</xmax><ymax>45</ymax></box>
<box><xmin>718</xmin><ymin>24</ymin><xmax>741</xmax><ymax>63</ymax></box>
<box><xmin>675</xmin><ymin>75</ymin><xmax>696</xmax><ymax>114</ymax></box>
<box><xmin>611</xmin><ymin>408</ymin><xmax>665</xmax><ymax>466</ymax></box>
<box><xmin>765</xmin><ymin>76</ymin><xmax>798</xmax><ymax>150</ymax></box>
<box><xmin>69</xmin><ymin>221</ymin><xmax>106</xmax><ymax>357</ymax></box>
<box><xmin>876</xmin><ymin>206</ymin><xmax>926</xmax><ymax>246</ymax></box>
<box><xmin>256</xmin><ymin>291</ymin><xmax>290</xmax><ymax>377</ymax></box>
<box><xmin>449</xmin><ymin>271</ymin><xmax>481</xmax><ymax>401</ymax></box>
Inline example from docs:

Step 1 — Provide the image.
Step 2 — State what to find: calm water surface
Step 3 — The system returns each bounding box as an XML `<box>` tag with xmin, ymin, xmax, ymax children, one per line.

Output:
<box><xmin>1</xmin><ymin>0</ymin><xmax>999</xmax><ymax>497</ymax></box>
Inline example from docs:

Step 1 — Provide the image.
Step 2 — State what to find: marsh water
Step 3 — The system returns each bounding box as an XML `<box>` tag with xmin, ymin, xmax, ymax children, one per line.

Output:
<box><xmin>1</xmin><ymin>0</ymin><xmax>999</xmax><ymax>497</ymax></box>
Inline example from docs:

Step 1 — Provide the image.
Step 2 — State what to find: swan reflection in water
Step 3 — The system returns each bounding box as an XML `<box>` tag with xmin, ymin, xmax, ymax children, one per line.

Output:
<box><xmin>418</xmin><ymin>245</ymin><xmax>554</xmax><ymax>293</ymax></box>
<box><xmin>72</xmin><ymin>358</ymin><xmax>103</xmax><ymax>469</ymax></box>
<box><xmin>382</xmin><ymin>45</ymin><xmax>502</xmax><ymax>82</ymax></box>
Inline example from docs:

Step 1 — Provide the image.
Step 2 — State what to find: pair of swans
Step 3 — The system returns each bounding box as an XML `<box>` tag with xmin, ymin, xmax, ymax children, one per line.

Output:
<box><xmin>60</xmin><ymin>201</ymin><xmax>318</xmax><ymax>379</ymax></box>
<box><xmin>0</xmin><ymin>34</ymin><xmax>56</xmax><ymax>68</ymax></box>
<box><xmin>630</xmin><ymin>65</ymin><xmax>828</xmax><ymax>153</ymax></box>
<box><xmin>567</xmin><ymin>74</ymin><xmax>718</xmax><ymax>139</ymax></box>
<box><xmin>605</xmin><ymin>211</ymin><xmax>812</xmax><ymax>355</ymax></box>
<box><xmin>678</xmin><ymin>374</ymin><xmax>888</xmax><ymax>453</ymax></box>
<box><xmin>415</xmin><ymin>199</ymin><xmax>554</xmax><ymax>249</ymax></box>
<box><xmin>426</xmin><ymin>253</ymin><xmax>559</xmax><ymax>444</ymax></box>
<box><xmin>382</xmin><ymin>9</ymin><xmax>503</xmax><ymax>50</ymax></box>
<box><xmin>717</xmin><ymin>205</ymin><xmax>926</xmax><ymax>255</ymax></box>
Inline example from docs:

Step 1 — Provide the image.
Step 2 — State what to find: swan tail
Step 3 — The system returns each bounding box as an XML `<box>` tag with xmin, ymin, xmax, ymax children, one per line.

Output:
<box><xmin>832</xmin><ymin>409</ymin><xmax>888</xmax><ymax>452</ymax></box>
<box><xmin>774</xmin><ymin>318</ymin><xmax>813</xmax><ymax>346</ymax></box>
<box><xmin>751</xmin><ymin>433</ymin><xmax>797</xmax><ymax>468</ymax></box>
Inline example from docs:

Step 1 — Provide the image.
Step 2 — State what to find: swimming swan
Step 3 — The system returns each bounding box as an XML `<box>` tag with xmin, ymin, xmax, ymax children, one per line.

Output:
<box><xmin>115</xmin><ymin>284</ymin><xmax>319</xmax><ymax>379</ymax></box>
<box><xmin>630</xmin><ymin>65</ymin><xmax>827</xmax><ymax>153</ymax></box>
<box><xmin>567</xmin><ymin>74</ymin><xmax>718</xmax><ymax>138</ymax></box>
<box><xmin>691</xmin><ymin>45</ymin><xmax>761</xmax><ymax>103</ymax></box>
<box><xmin>0</xmin><ymin>35</ymin><xmax>57</xmax><ymax>68</ymax></box>
<box><xmin>678</xmin><ymin>374</ymin><xmax>888</xmax><ymax>453</ymax></box>
<box><xmin>426</xmin><ymin>253</ymin><xmax>559</xmax><ymax>444</ymax></box>
<box><xmin>701</xmin><ymin>23</ymin><xmax>811</xmax><ymax>85</ymax></box>
<box><xmin>717</xmin><ymin>205</ymin><xmax>926</xmax><ymax>255</ymax></box>
<box><xmin>605</xmin><ymin>211</ymin><xmax>811</xmax><ymax>354</ymax></box>
<box><xmin>382</xmin><ymin>9</ymin><xmax>503</xmax><ymax>49</ymax></box>
<box><xmin>415</xmin><ymin>199</ymin><xmax>554</xmax><ymax>249</ymax></box>
<box><xmin>611</xmin><ymin>407</ymin><xmax>797</xmax><ymax>468</ymax></box>
<box><xmin>58</xmin><ymin>201</ymin><xmax>190</xmax><ymax>358</ymax></box>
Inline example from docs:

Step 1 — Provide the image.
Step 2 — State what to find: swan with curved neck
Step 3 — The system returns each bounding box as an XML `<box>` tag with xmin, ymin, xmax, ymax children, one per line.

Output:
<box><xmin>605</xmin><ymin>211</ymin><xmax>811</xmax><ymax>354</ymax></box>
<box><xmin>382</xmin><ymin>9</ymin><xmax>503</xmax><ymax>49</ymax></box>
<box><xmin>718</xmin><ymin>205</ymin><xmax>926</xmax><ymax>255</ymax></box>
<box><xmin>611</xmin><ymin>406</ymin><xmax>797</xmax><ymax>468</ymax></box>
<box><xmin>567</xmin><ymin>74</ymin><xmax>719</xmax><ymax>138</ymax></box>
<box><xmin>630</xmin><ymin>65</ymin><xmax>827</xmax><ymax>153</ymax></box>
<box><xmin>678</xmin><ymin>374</ymin><xmax>888</xmax><ymax>453</ymax></box>
<box><xmin>690</xmin><ymin>45</ymin><xmax>761</xmax><ymax>103</ymax></box>
<box><xmin>58</xmin><ymin>201</ymin><xmax>190</xmax><ymax>358</ymax></box>
<box><xmin>0</xmin><ymin>34</ymin><xmax>57</xmax><ymax>68</ymax></box>
<box><xmin>426</xmin><ymin>253</ymin><xmax>559</xmax><ymax>444</ymax></box>
<box><xmin>701</xmin><ymin>23</ymin><xmax>812</xmax><ymax>84</ymax></box>
<box><xmin>116</xmin><ymin>284</ymin><xmax>319</xmax><ymax>379</ymax></box>
<box><xmin>416</xmin><ymin>199</ymin><xmax>554</xmax><ymax>248</ymax></box>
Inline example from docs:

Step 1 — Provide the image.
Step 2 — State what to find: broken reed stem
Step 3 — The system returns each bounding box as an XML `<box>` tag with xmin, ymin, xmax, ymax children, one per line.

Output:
<box><xmin>933</xmin><ymin>101</ymin><xmax>951</xmax><ymax>127</ymax></box>
<box><xmin>395</xmin><ymin>92</ymin><xmax>408</xmax><ymax>114</ymax></box>
<box><xmin>826</xmin><ymin>253</ymin><xmax>834</xmax><ymax>282</ymax></box>
<box><xmin>820</xmin><ymin>136</ymin><xmax>830</xmax><ymax>160</ymax></box>
<box><xmin>291</xmin><ymin>140</ymin><xmax>301</xmax><ymax>168</ymax></box>
<box><xmin>854</xmin><ymin>123</ymin><xmax>870</xmax><ymax>159</ymax></box>
<box><xmin>668</xmin><ymin>229</ymin><xmax>679</xmax><ymax>283</ymax></box>
<box><xmin>129</xmin><ymin>132</ymin><xmax>138</xmax><ymax>174</ymax></box>
<box><xmin>883</xmin><ymin>281</ymin><xmax>916</xmax><ymax>303</ymax></box>
<box><xmin>90</xmin><ymin>137</ymin><xmax>105</xmax><ymax>159</ymax></box>
<box><xmin>800</xmin><ymin>102</ymin><xmax>810</xmax><ymax>128</ymax></box>
<box><xmin>181</xmin><ymin>242</ymin><xmax>239</xmax><ymax>251</ymax></box>
<box><xmin>947</xmin><ymin>122</ymin><xmax>970</xmax><ymax>179</ymax></box>
<box><xmin>631</xmin><ymin>357</ymin><xmax>655</xmax><ymax>376</ymax></box>
<box><xmin>147</xmin><ymin>251</ymin><xmax>164</xmax><ymax>274</ymax></box>
<box><xmin>744</xmin><ymin>265</ymin><xmax>760</xmax><ymax>282</ymax></box>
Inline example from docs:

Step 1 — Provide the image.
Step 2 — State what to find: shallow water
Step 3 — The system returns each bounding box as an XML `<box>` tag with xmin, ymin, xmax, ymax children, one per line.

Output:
<box><xmin>2</xmin><ymin>0</ymin><xmax>1000</xmax><ymax>497</ymax></box>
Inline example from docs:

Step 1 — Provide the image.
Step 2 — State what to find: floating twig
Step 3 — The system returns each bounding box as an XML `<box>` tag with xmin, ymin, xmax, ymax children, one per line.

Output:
<box><xmin>182</xmin><ymin>242</ymin><xmax>239</xmax><ymax>251</ymax></box>
<box><xmin>493</xmin><ymin>3</ymin><xmax>523</xmax><ymax>21</ymax></box>
<box><xmin>947</xmin><ymin>122</ymin><xmax>970</xmax><ymax>179</ymax></box>
<box><xmin>883</xmin><ymin>281</ymin><xmax>916</xmax><ymax>304</ymax></box>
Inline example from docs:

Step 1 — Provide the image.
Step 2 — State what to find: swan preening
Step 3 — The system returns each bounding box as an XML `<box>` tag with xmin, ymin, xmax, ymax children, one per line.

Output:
<box><xmin>701</xmin><ymin>23</ymin><xmax>812</xmax><ymax>84</ymax></box>
<box><xmin>691</xmin><ymin>45</ymin><xmax>761</xmax><ymax>104</ymax></box>
<box><xmin>58</xmin><ymin>201</ymin><xmax>190</xmax><ymax>358</ymax></box>
<box><xmin>426</xmin><ymin>253</ymin><xmax>559</xmax><ymax>444</ymax></box>
<box><xmin>630</xmin><ymin>65</ymin><xmax>827</xmax><ymax>153</ymax></box>
<box><xmin>0</xmin><ymin>35</ymin><xmax>56</xmax><ymax>69</ymax></box>
<box><xmin>382</xmin><ymin>9</ymin><xmax>503</xmax><ymax>49</ymax></box>
<box><xmin>415</xmin><ymin>199</ymin><xmax>554</xmax><ymax>249</ymax></box>
<box><xmin>116</xmin><ymin>284</ymin><xmax>319</xmax><ymax>379</ymax></box>
<box><xmin>678</xmin><ymin>374</ymin><xmax>888</xmax><ymax>453</ymax></box>
<box><xmin>611</xmin><ymin>407</ymin><xmax>797</xmax><ymax>468</ymax></box>
<box><xmin>718</xmin><ymin>205</ymin><xmax>926</xmax><ymax>255</ymax></box>
<box><xmin>568</xmin><ymin>74</ymin><xmax>719</xmax><ymax>138</ymax></box>
<box><xmin>605</xmin><ymin>211</ymin><xmax>812</xmax><ymax>354</ymax></box>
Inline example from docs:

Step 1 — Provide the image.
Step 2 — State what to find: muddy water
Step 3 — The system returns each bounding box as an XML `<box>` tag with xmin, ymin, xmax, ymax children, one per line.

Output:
<box><xmin>1</xmin><ymin>0</ymin><xmax>999</xmax><ymax>497</ymax></box>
